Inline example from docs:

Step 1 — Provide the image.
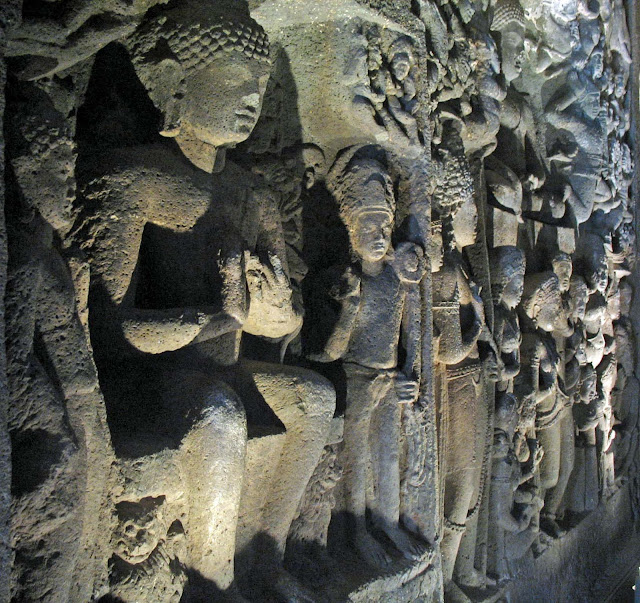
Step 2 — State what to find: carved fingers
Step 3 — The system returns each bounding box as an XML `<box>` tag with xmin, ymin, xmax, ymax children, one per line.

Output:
<box><xmin>244</xmin><ymin>251</ymin><xmax>303</xmax><ymax>339</ymax></box>
<box><xmin>395</xmin><ymin>374</ymin><xmax>419</xmax><ymax>404</ymax></box>
<box><xmin>245</xmin><ymin>251</ymin><xmax>292</xmax><ymax>307</ymax></box>
<box><xmin>392</xmin><ymin>242</ymin><xmax>427</xmax><ymax>284</ymax></box>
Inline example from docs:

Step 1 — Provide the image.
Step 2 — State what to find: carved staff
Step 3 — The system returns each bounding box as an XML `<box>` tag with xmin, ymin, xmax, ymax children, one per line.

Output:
<box><xmin>394</xmin><ymin>151</ymin><xmax>441</xmax><ymax>547</ymax></box>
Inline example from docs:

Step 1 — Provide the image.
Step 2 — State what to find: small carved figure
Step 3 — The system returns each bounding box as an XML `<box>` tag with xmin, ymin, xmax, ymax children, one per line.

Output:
<box><xmin>310</xmin><ymin>147</ymin><xmax>429</xmax><ymax>567</ymax></box>
<box><xmin>567</xmin><ymin>364</ymin><xmax>602</xmax><ymax>512</ymax></box>
<box><xmin>488</xmin><ymin>393</ymin><xmax>542</xmax><ymax>583</ymax></box>
<box><xmin>545</xmin><ymin>70</ymin><xmax>610</xmax><ymax>224</ymax></box>
<box><xmin>577</xmin><ymin>234</ymin><xmax>611</xmax><ymax>369</ymax></box>
<box><xmin>489</xmin><ymin>246</ymin><xmax>526</xmax><ymax>389</ymax></box>
<box><xmin>109</xmin><ymin>495</ymin><xmax>187</xmax><ymax>602</ymax></box>
<box><xmin>515</xmin><ymin>271</ymin><xmax>572</xmax><ymax>538</ymax></box>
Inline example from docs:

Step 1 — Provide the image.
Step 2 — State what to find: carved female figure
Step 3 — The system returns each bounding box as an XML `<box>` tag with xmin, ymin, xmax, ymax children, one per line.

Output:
<box><xmin>567</xmin><ymin>364</ymin><xmax>602</xmax><ymax>512</ymax></box>
<box><xmin>6</xmin><ymin>92</ymin><xmax>112</xmax><ymax>602</ymax></box>
<box><xmin>487</xmin><ymin>393</ymin><xmax>542</xmax><ymax>583</ymax></box>
<box><xmin>578</xmin><ymin>234</ymin><xmax>611</xmax><ymax>368</ymax></box>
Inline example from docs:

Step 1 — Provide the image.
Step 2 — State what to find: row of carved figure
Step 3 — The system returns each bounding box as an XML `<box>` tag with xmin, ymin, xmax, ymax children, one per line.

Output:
<box><xmin>424</xmin><ymin>0</ymin><xmax>637</xmax><ymax>598</ymax></box>
<box><xmin>3</xmin><ymin>0</ymin><xmax>637</xmax><ymax>601</ymax></box>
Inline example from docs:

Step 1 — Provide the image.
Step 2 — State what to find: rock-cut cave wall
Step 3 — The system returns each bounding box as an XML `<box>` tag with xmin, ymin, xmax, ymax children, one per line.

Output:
<box><xmin>1</xmin><ymin>0</ymin><xmax>639</xmax><ymax>601</ymax></box>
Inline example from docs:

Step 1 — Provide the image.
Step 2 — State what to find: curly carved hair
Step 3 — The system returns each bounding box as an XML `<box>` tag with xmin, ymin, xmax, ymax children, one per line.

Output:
<box><xmin>8</xmin><ymin>112</ymin><xmax>75</xmax><ymax>164</ymax></box>
<box><xmin>520</xmin><ymin>272</ymin><xmax>561</xmax><ymax>320</ymax></box>
<box><xmin>128</xmin><ymin>1</ymin><xmax>271</xmax><ymax>79</ymax></box>
<box><xmin>491</xmin><ymin>0</ymin><xmax>526</xmax><ymax>30</ymax></box>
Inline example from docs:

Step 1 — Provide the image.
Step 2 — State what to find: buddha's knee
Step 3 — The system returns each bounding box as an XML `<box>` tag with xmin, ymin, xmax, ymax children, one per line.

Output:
<box><xmin>183</xmin><ymin>378</ymin><xmax>247</xmax><ymax>455</ymax></box>
<box><xmin>292</xmin><ymin>369</ymin><xmax>336</xmax><ymax>427</ymax></box>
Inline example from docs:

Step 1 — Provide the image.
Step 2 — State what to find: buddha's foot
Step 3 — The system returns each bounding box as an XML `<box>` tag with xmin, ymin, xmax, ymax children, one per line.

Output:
<box><xmin>380</xmin><ymin>525</ymin><xmax>433</xmax><ymax>562</ymax></box>
<box><xmin>354</xmin><ymin>530</ymin><xmax>392</xmax><ymax>568</ymax></box>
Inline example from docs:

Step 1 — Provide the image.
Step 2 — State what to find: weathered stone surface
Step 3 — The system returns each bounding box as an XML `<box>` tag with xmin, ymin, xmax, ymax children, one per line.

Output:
<box><xmin>2</xmin><ymin>0</ymin><xmax>639</xmax><ymax>601</ymax></box>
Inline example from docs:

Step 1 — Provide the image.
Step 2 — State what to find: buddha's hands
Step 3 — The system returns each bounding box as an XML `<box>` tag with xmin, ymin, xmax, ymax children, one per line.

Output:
<box><xmin>246</xmin><ymin>252</ymin><xmax>291</xmax><ymax>307</ymax></box>
<box><xmin>244</xmin><ymin>251</ymin><xmax>303</xmax><ymax>339</ymax></box>
<box><xmin>396</xmin><ymin>374</ymin><xmax>420</xmax><ymax>404</ymax></box>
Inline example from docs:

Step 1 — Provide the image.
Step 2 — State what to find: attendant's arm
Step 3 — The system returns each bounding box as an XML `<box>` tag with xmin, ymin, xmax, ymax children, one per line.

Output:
<box><xmin>307</xmin><ymin>267</ymin><xmax>361</xmax><ymax>362</ymax></box>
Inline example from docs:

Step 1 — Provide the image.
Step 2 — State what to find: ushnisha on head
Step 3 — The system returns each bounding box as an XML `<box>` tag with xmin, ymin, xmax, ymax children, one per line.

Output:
<box><xmin>491</xmin><ymin>0</ymin><xmax>526</xmax><ymax>84</ymax></box>
<box><xmin>489</xmin><ymin>246</ymin><xmax>526</xmax><ymax>309</ymax></box>
<box><xmin>127</xmin><ymin>0</ymin><xmax>271</xmax><ymax>172</ymax></box>
<box><xmin>328</xmin><ymin>147</ymin><xmax>395</xmax><ymax>264</ymax></box>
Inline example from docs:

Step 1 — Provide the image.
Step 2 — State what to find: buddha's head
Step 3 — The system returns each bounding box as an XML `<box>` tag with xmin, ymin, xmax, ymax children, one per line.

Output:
<box><xmin>520</xmin><ymin>272</ymin><xmax>568</xmax><ymax>333</ymax></box>
<box><xmin>128</xmin><ymin>0</ymin><xmax>271</xmax><ymax>171</ymax></box>
<box><xmin>551</xmin><ymin>251</ymin><xmax>573</xmax><ymax>294</ymax></box>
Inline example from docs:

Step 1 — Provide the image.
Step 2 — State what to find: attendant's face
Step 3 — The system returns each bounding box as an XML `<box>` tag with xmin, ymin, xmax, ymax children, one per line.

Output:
<box><xmin>571</xmin><ymin>288</ymin><xmax>588</xmax><ymax>322</ymax></box>
<box><xmin>581</xmin><ymin>370</ymin><xmax>597</xmax><ymax>402</ymax></box>
<box><xmin>502</xmin><ymin>273</ymin><xmax>525</xmax><ymax>309</ymax></box>
<box><xmin>13</xmin><ymin>140</ymin><xmax>76</xmax><ymax>233</ymax></box>
<box><xmin>352</xmin><ymin>207</ymin><xmax>392</xmax><ymax>264</ymax></box>
<box><xmin>452</xmin><ymin>195</ymin><xmax>478</xmax><ymax>248</ymax></box>
<box><xmin>391</xmin><ymin>51</ymin><xmax>412</xmax><ymax>81</ymax></box>
<box><xmin>500</xmin><ymin>27</ymin><xmax>525</xmax><ymax>83</ymax></box>
<box><xmin>553</xmin><ymin>259</ymin><xmax>572</xmax><ymax>293</ymax></box>
<box><xmin>181</xmin><ymin>53</ymin><xmax>270</xmax><ymax>147</ymax></box>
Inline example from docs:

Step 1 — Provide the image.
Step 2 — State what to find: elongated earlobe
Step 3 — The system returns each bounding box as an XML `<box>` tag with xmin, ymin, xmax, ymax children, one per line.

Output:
<box><xmin>159</xmin><ymin>92</ymin><xmax>182</xmax><ymax>137</ymax></box>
